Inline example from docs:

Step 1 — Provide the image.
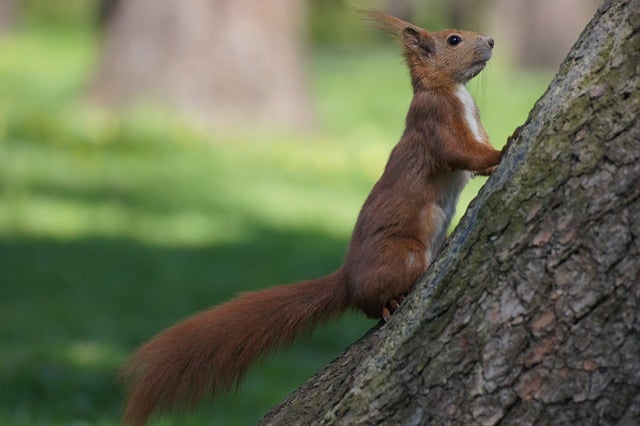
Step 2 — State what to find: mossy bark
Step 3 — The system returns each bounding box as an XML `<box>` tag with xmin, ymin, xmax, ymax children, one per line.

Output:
<box><xmin>261</xmin><ymin>0</ymin><xmax>640</xmax><ymax>424</ymax></box>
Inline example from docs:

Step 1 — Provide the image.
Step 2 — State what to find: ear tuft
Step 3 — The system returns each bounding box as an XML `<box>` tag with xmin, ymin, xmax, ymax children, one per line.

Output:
<box><xmin>402</xmin><ymin>27</ymin><xmax>434</xmax><ymax>55</ymax></box>
<box><xmin>359</xmin><ymin>9</ymin><xmax>433</xmax><ymax>55</ymax></box>
<box><xmin>357</xmin><ymin>8</ymin><xmax>414</xmax><ymax>36</ymax></box>
<box><xmin>402</xmin><ymin>27</ymin><xmax>421</xmax><ymax>48</ymax></box>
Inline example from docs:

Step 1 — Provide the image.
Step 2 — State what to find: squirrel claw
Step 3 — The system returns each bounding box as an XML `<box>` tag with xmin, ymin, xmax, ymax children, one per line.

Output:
<box><xmin>475</xmin><ymin>165</ymin><xmax>497</xmax><ymax>176</ymax></box>
<box><xmin>382</xmin><ymin>307</ymin><xmax>391</xmax><ymax>322</ymax></box>
<box><xmin>382</xmin><ymin>295</ymin><xmax>407</xmax><ymax>322</ymax></box>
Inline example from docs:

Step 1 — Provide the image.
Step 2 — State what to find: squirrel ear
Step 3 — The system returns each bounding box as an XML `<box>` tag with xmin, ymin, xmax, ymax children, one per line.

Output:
<box><xmin>402</xmin><ymin>27</ymin><xmax>434</xmax><ymax>55</ymax></box>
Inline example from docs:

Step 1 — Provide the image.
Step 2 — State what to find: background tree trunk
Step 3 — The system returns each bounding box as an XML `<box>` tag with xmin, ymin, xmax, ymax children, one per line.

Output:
<box><xmin>385</xmin><ymin>0</ymin><xmax>418</xmax><ymax>21</ymax></box>
<box><xmin>98</xmin><ymin>0</ymin><xmax>121</xmax><ymax>26</ymax></box>
<box><xmin>0</xmin><ymin>0</ymin><xmax>16</xmax><ymax>32</ymax></box>
<box><xmin>89</xmin><ymin>0</ymin><xmax>313</xmax><ymax>130</ymax></box>
<box><xmin>261</xmin><ymin>0</ymin><xmax>640</xmax><ymax>424</ymax></box>
<box><xmin>487</xmin><ymin>0</ymin><xmax>602</xmax><ymax>70</ymax></box>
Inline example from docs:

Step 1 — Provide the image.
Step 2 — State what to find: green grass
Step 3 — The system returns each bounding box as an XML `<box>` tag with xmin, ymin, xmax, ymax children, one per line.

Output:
<box><xmin>0</xmin><ymin>27</ymin><xmax>552</xmax><ymax>425</ymax></box>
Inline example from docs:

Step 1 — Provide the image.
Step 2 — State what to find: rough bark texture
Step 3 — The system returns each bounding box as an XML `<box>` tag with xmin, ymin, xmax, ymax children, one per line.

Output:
<box><xmin>89</xmin><ymin>0</ymin><xmax>313</xmax><ymax>130</ymax></box>
<box><xmin>261</xmin><ymin>0</ymin><xmax>640</xmax><ymax>424</ymax></box>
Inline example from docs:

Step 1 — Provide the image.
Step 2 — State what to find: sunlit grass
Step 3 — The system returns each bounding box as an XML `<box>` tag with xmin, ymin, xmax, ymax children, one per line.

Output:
<box><xmin>0</xmin><ymin>27</ymin><xmax>552</xmax><ymax>425</ymax></box>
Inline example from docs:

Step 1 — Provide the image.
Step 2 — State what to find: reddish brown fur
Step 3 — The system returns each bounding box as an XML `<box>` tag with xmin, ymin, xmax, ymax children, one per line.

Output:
<box><xmin>123</xmin><ymin>271</ymin><xmax>349</xmax><ymax>425</ymax></box>
<box><xmin>122</xmin><ymin>11</ymin><xmax>503</xmax><ymax>425</ymax></box>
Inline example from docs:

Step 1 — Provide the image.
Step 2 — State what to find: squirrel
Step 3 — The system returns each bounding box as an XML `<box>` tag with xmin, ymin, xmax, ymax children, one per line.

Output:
<box><xmin>122</xmin><ymin>11</ymin><xmax>503</xmax><ymax>426</ymax></box>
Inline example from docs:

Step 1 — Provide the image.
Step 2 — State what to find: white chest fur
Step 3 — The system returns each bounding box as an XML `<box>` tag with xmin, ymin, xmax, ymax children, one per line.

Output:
<box><xmin>427</xmin><ymin>171</ymin><xmax>468</xmax><ymax>260</ymax></box>
<box><xmin>455</xmin><ymin>85</ymin><xmax>485</xmax><ymax>143</ymax></box>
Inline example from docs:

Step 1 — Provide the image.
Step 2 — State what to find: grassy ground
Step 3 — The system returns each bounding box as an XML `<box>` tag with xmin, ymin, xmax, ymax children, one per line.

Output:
<box><xmin>0</xmin><ymin>28</ymin><xmax>551</xmax><ymax>425</ymax></box>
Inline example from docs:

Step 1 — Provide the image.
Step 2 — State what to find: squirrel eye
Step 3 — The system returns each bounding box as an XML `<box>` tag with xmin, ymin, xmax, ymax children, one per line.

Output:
<box><xmin>447</xmin><ymin>35</ymin><xmax>462</xmax><ymax>46</ymax></box>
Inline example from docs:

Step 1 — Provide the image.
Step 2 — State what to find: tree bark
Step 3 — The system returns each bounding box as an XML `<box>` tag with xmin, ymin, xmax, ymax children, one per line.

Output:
<box><xmin>89</xmin><ymin>0</ymin><xmax>313</xmax><ymax>130</ymax></box>
<box><xmin>261</xmin><ymin>0</ymin><xmax>640</xmax><ymax>424</ymax></box>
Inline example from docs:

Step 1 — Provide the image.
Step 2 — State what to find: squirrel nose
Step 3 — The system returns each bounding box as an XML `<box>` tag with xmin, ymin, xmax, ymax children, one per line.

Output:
<box><xmin>487</xmin><ymin>38</ymin><xmax>495</xmax><ymax>48</ymax></box>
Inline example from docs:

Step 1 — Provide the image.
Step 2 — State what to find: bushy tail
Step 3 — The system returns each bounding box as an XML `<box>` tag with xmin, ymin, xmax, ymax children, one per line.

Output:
<box><xmin>122</xmin><ymin>269</ymin><xmax>349</xmax><ymax>425</ymax></box>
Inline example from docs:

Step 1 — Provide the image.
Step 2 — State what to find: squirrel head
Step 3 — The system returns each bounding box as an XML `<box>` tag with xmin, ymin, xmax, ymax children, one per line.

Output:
<box><xmin>361</xmin><ymin>10</ymin><xmax>494</xmax><ymax>91</ymax></box>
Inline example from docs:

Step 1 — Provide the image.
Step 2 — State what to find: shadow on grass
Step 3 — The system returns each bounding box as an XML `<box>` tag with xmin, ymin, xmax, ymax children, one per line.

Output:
<box><xmin>0</xmin><ymin>226</ymin><xmax>374</xmax><ymax>425</ymax></box>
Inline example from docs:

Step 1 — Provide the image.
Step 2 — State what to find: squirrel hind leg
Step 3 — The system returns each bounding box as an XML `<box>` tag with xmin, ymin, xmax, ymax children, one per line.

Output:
<box><xmin>351</xmin><ymin>242</ymin><xmax>426</xmax><ymax>319</ymax></box>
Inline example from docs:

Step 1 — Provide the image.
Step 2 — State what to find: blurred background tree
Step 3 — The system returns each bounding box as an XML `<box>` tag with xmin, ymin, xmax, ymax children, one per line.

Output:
<box><xmin>0</xmin><ymin>0</ymin><xmax>16</xmax><ymax>32</ymax></box>
<box><xmin>2</xmin><ymin>0</ymin><xmax>603</xmax><ymax>126</ymax></box>
<box><xmin>89</xmin><ymin>0</ymin><xmax>314</xmax><ymax>130</ymax></box>
<box><xmin>487</xmin><ymin>0</ymin><xmax>603</xmax><ymax>70</ymax></box>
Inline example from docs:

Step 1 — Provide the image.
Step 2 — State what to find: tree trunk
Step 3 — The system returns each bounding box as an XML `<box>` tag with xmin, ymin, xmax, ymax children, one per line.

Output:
<box><xmin>0</xmin><ymin>0</ymin><xmax>16</xmax><ymax>32</ymax></box>
<box><xmin>385</xmin><ymin>0</ymin><xmax>418</xmax><ymax>21</ymax></box>
<box><xmin>487</xmin><ymin>0</ymin><xmax>602</xmax><ymax>70</ymax></box>
<box><xmin>261</xmin><ymin>0</ymin><xmax>640</xmax><ymax>424</ymax></box>
<box><xmin>89</xmin><ymin>0</ymin><xmax>313</xmax><ymax>130</ymax></box>
<box><xmin>447</xmin><ymin>0</ymin><xmax>489</xmax><ymax>29</ymax></box>
<box><xmin>98</xmin><ymin>0</ymin><xmax>121</xmax><ymax>26</ymax></box>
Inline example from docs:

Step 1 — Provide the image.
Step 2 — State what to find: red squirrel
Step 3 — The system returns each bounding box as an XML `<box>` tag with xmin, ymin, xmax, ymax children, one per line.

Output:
<box><xmin>122</xmin><ymin>11</ymin><xmax>503</xmax><ymax>425</ymax></box>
